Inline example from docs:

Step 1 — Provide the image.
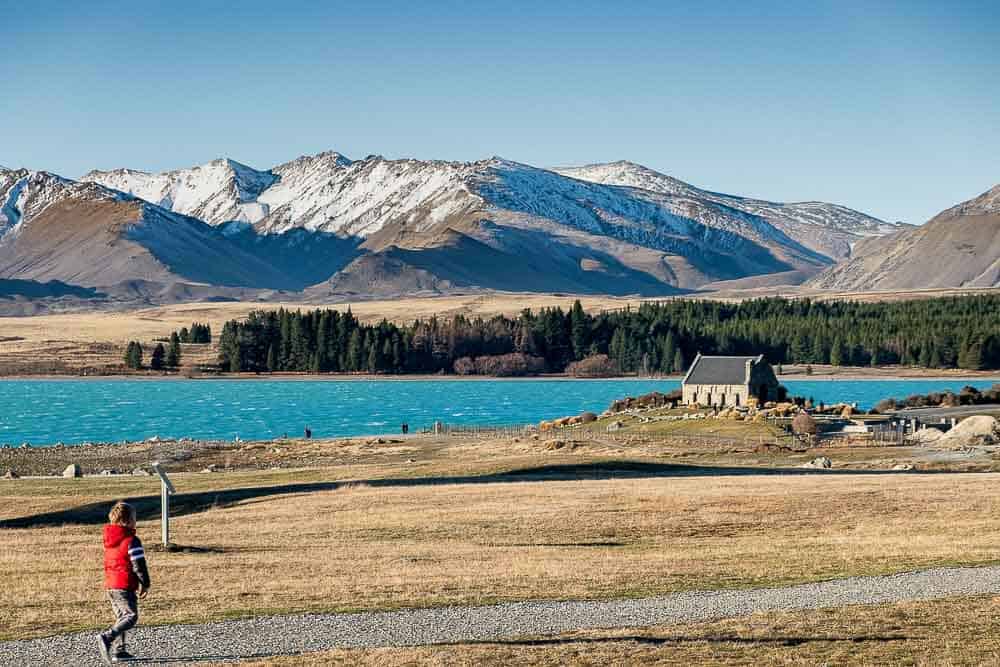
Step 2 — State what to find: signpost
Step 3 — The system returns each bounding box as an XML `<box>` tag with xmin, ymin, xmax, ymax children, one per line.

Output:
<box><xmin>150</xmin><ymin>462</ymin><xmax>176</xmax><ymax>547</ymax></box>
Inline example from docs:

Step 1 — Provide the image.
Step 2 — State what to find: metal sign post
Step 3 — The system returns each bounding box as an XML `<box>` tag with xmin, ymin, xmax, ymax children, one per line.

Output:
<box><xmin>150</xmin><ymin>462</ymin><xmax>176</xmax><ymax>547</ymax></box>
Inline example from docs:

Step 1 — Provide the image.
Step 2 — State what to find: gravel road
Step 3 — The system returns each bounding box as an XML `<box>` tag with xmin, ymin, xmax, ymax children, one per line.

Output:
<box><xmin>5</xmin><ymin>565</ymin><xmax>1000</xmax><ymax>666</ymax></box>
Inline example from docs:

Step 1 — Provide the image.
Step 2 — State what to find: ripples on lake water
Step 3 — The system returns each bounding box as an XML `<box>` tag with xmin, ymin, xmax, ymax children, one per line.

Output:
<box><xmin>0</xmin><ymin>378</ymin><xmax>996</xmax><ymax>447</ymax></box>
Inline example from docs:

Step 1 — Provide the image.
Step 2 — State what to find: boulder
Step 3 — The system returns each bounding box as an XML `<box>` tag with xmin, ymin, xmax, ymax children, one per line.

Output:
<box><xmin>580</xmin><ymin>412</ymin><xmax>598</xmax><ymax>423</ymax></box>
<box><xmin>100</xmin><ymin>469</ymin><xmax>116</xmax><ymax>476</ymax></box>
<box><xmin>132</xmin><ymin>468</ymin><xmax>150</xmax><ymax>476</ymax></box>
<box><xmin>607</xmin><ymin>421</ymin><xmax>624</xmax><ymax>432</ymax></box>
<box><xmin>909</xmin><ymin>428</ymin><xmax>944</xmax><ymax>444</ymax></box>
<box><xmin>62</xmin><ymin>463</ymin><xmax>82</xmax><ymax>478</ymax></box>
<box><xmin>893</xmin><ymin>463</ymin><xmax>914</xmax><ymax>471</ymax></box>
<box><xmin>940</xmin><ymin>416</ymin><xmax>999</xmax><ymax>448</ymax></box>
<box><xmin>800</xmin><ymin>456</ymin><xmax>832</xmax><ymax>469</ymax></box>
<box><xmin>3</xmin><ymin>469</ymin><xmax>18</xmax><ymax>479</ymax></box>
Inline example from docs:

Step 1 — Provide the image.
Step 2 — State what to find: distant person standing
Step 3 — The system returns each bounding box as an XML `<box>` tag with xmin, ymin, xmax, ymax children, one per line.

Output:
<box><xmin>401</xmin><ymin>422</ymin><xmax>409</xmax><ymax>435</ymax></box>
<box><xmin>304</xmin><ymin>427</ymin><xmax>312</xmax><ymax>439</ymax></box>
<box><xmin>97</xmin><ymin>501</ymin><xmax>150</xmax><ymax>665</ymax></box>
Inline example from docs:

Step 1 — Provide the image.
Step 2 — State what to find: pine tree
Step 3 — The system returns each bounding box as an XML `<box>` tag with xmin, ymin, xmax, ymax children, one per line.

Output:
<box><xmin>218</xmin><ymin>321</ymin><xmax>241</xmax><ymax>372</ymax></box>
<box><xmin>150</xmin><ymin>343</ymin><xmax>165</xmax><ymax>370</ymax></box>
<box><xmin>346</xmin><ymin>330</ymin><xmax>363</xmax><ymax>371</ymax></box>
<box><xmin>167</xmin><ymin>332</ymin><xmax>181</xmax><ymax>367</ymax></box>
<box><xmin>569</xmin><ymin>300</ymin><xmax>588</xmax><ymax>361</ymax></box>
<box><xmin>673</xmin><ymin>347</ymin><xmax>685</xmax><ymax>374</ymax></box>
<box><xmin>124</xmin><ymin>341</ymin><xmax>143</xmax><ymax>370</ymax></box>
<box><xmin>810</xmin><ymin>335</ymin><xmax>827</xmax><ymax>364</ymax></box>
<box><xmin>960</xmin><ymin>335</ymin><xmax>984</xmax><ymax>370</ymax></box>
<box><xmin>791</xmin><ymin>333</ymin><xmax>809</xmax><ymax>363</ymax></box>
<box><xmin>929</xmin><ymin>345</ymin><xmax>942</xmax><ymax>368</ymax></box>
<box><xmin>659</xmin><ymin>333</ymin><xmax>676</xmax><ymax>373</ymax></box>
<box><xmin>609</xmin><ymin>329</ymin><xmax>627</xmax><ymax>368</ymax></box>
<box><xmin>829</xmin><ymin>337</ymin><xmax>845</xmax><ymax>366</ymax></box>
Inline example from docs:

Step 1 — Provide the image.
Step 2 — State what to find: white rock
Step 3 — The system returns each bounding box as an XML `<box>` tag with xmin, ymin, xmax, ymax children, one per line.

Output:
<box><xmin>800</xmin><ymin>456</ymin><xmax>832</xmax><ymax>469</ymax></box>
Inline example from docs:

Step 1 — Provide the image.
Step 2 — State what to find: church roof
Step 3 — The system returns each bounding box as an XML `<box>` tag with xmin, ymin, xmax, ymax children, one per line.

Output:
<box><xmin>683</xmin><ymin>354</ymin><xmax>765</xmax><ymax>386</ymax></box>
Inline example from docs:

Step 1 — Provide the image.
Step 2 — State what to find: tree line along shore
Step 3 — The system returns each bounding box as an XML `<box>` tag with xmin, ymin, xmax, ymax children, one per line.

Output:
<box><xmin>210</xmin><ymin>295</ymin><xmax>1000</xmax><ymax>376</ymax></box>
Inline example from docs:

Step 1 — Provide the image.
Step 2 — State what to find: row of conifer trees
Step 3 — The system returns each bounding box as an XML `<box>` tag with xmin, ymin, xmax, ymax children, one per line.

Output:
<box><xmin>215</xmin><ymin>295</ymin><xmax>1000</xmax><ymax>374</ymax></box>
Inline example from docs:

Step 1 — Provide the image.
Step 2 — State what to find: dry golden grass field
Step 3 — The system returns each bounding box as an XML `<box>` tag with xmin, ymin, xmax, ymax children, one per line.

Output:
<box><xmin>4</xmin><ymin>436</ymin><xmax>1000</xmax><ymax>648</ymax></box>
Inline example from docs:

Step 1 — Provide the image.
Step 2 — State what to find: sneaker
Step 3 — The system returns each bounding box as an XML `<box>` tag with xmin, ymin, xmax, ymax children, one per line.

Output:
<box><xmin>112</xmin><ymin>651</ymin><xmax>135</xmax><ymax>662</ymax></box>
<box><xmin>96</xmin><ymin>634</ymin><xmax>113</xmax><ymax>665</ymax></box>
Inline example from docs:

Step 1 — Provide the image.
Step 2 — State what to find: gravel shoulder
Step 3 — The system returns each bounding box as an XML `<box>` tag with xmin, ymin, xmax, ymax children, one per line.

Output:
<box><xmin>4</xmin><ymin>565</ymin><xmax>1000</xmax><ymax>666</ymax></box>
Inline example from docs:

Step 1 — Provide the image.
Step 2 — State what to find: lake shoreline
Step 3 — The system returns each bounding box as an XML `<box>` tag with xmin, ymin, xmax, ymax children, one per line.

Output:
<box><xmin>0</xmin><ymin>375</ymin><xmax>998</xmax><ymax>449</ymax></box>
<box><xmin>0</xmin><ymin>366</ymin><xmax>998</xmax><ymax>383</ymax></box>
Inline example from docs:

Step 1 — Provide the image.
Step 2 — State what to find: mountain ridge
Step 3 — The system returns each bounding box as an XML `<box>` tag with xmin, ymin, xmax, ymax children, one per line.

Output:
<box><xmin>807</xmin><ymin>184</ymin><xmax>1000</xmax><ymax>291</ymax></box>
<box><xmin>553</xmin><ymin>161</ymin><xmax>910</xmax><ymax>261</ymax></box>
<box><xmin>0</xmin><ymin>152</ymin><xmax>919</xmax><ymax>302</ymax></box>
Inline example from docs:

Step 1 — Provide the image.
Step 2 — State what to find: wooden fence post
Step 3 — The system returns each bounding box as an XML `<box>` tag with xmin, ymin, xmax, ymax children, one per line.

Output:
<box><xmin>150</xmin><ymin>462</ymin><xmax>176</xmax><ymax>548</ymax></box>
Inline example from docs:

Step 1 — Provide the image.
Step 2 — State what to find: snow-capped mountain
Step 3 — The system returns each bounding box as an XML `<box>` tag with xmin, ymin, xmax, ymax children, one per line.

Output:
<box><xmin>1</xmin><ymin>168</ymin><xmax>88</xmax><ymax>234</ymax></box>
<box><xmin>553</xmin><ymin>161</ymin><xmax>908</xmax><ymax>261</ymax></box>
<box><xmin>256</xmin><ymin>153</ymin><xmax>476</xmax><ymax>236</ymax></box>
<box><xmin>808</xmin><ymin>184</ymin><xmax>1000</xmax><ymax>290</ymax></box>
<box><xmin>84</xmin><ymin>158</ymin><xmax>278</xmax><ymax>227</ymax></box>
<box><xmin>86</xmin><ymin>153</ymin><xmax>896</xmax><ymax>265</ymax></box>
<box><xmin>1</xmin><ymin>150</ymin><xmax>912</xmax><ymax>301</ymax></box>
<box><xmin>85</xmin><ymin>152</ymin><xmax>876</xmax><ymax>291</ymax></box>
<box><xmin>0</xmin><ymin>168</ymin><xmax>295</xmax><ymax>291</ymax></box>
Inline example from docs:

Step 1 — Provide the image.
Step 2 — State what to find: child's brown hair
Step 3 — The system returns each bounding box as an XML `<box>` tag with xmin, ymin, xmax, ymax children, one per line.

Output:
<box><xmin>108</xmin><ymin>501</ymin><xmax>136</xmax><ymax>526</ymax></box>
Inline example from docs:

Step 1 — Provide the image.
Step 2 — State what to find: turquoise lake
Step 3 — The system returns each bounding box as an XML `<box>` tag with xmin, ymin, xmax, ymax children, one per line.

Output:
<box><xmin>0</xmin><ymin>378</ymin><xmax>997</xmax><ymax>446</ymax></box>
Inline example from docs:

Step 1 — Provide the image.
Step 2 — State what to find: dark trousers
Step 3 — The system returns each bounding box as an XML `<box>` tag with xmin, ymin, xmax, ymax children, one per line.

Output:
<box><xmin>103</xmin><ymin>589</ymin><xmax>138</xmax><ymax>653</ymax></box>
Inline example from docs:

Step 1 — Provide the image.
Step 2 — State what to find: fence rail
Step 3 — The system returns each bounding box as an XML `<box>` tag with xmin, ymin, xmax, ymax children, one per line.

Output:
<box><xmin>593</xmin><ymin>430</ymin><xmax>799</xmax><ymax>449</ymax></box>
<box><xmin>429</xmin><ymin>423</ymin><xmax>536</xmax><ymax>439</ymax></box>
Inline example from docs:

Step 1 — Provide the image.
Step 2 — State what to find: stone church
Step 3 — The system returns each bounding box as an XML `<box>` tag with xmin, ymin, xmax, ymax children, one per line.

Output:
<box><xmin>681</xmin><ymin>354</ymin><xmax>779</xmax><ymax>408</ymax></box>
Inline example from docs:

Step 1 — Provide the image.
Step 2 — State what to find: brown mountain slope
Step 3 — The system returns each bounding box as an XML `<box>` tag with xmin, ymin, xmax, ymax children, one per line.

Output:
<box><xmin>808</xmin><ymin>185</ymin><xmax>1000</xmax><ymax>291</ymax></box>
<box><xmin>0</xmin><ymin>186</ymin><xmax>295</xmax><ymax>290</ymax></box>
<box><xmin>308</xmin><ymin>226</ymin><xmax>687</xmax><ymax>299</ymax></box>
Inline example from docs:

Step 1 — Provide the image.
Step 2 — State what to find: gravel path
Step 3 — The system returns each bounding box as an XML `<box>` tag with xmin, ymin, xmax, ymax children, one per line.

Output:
<box><xmin>5</xmin><ymin>565</ymin><xmax>1000</xmax><ymax>666</ymax></box>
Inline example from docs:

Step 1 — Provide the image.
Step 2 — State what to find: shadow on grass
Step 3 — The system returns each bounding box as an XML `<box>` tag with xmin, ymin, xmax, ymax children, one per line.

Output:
<box><xmin>114</xmin><ymin>634</ymin><xmax>909</xmax><ymax>663</ymax></box>
<box><xmin>0</xmin><ymin>460</ymin><xmax>926</xmax><ymax>529</ymax></box>
<box><xmin>128</xmin><ymin>652</ymin><xmax>286</xmax><ymax>664</ymax></box>
<box><xmin>467</xmin><ymin>633</ymin><xmax>909</xmax><ymax>647</ymax></box>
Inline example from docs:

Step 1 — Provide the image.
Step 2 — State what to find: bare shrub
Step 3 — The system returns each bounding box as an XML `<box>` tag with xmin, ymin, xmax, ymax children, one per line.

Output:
<box><xmin>472</xmin><ymin>353</ymin><xmax>546</xmax><ymax>377</ymax></box>
<box><xmin>565</xmin><ymin>354</ymin><xmax>620</xmax><ymax>378</ymax></box>
<box><xmin>453</xmin><ymin>357</ymin><xmax>476</xmax><ymax>375</ymax></box>
<box><xmin>792</xmin><ymin>412</ymin><xmax>818</xmax><ymax>447</ymax></box>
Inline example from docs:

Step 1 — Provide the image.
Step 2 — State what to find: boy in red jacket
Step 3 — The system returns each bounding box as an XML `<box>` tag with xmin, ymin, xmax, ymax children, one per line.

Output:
<box><xmin>97</xmin><ymin>501</ymin><xmax>151</xmax><ymax>665</ymax></box>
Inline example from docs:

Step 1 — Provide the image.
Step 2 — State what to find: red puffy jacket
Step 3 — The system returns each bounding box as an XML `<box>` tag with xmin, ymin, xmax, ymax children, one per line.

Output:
<box><xmin>103</xmin><ymin>524</ymin><xmax>150</xmax><ymax>591</ymax></box>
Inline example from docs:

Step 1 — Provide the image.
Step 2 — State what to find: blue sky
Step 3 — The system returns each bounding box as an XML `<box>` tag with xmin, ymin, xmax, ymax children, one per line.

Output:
<box><xmin>3</xmin><ymin>1</ymin><xmax>997</xmax><ymax>223</ymax></box>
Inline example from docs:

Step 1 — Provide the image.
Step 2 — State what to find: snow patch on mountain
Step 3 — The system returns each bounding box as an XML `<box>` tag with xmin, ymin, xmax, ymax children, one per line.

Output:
<box><xmin>0</xmin><ymin>169</ymin><xmax>102</xmax><ymax>238</ymax></box>
<box><xmin>256</xmin><ymin>153</ymin><xmax>476</xmax><ymax>235</ymax></box>
<box><xmin>554</xmin><ymin>161</ymin><xmax>903</xmax><ymax>260</ymax></box>
<box><xmin>85</xmin><ymin>159</ymin><xmax>277</xmax><ymax>226</ymax></box>
<box><xmin>81</xmin><ymin>152</ymin><xmax>829</xmax><ymax>271</ymax></box>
